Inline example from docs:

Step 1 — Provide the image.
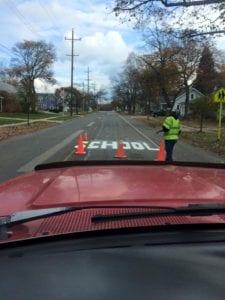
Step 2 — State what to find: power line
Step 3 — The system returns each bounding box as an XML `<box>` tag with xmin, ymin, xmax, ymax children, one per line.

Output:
<box><xmin>0</xmin><ymin>43</ymin><xmax>12</xmax><ymax>53</ymax></box>
<box><xmin>37</xmin><ymin>0</ymin><xmax>66</xmax><ymax>41</ymax></box>
<box><xmin>0</xmin><ymin>48</ymin><xmax>11</xmax><ymax>57</ymax></box>
<box><xmin>37</xmin><ymin>0</ymin><xmax>63</xmax><ymax>36</ymax></box>
<box><xmin>38</xmin><ymin>0</ymin><xmax>58</xmax><ymax>25</ymax></box>
<box><xmin>6</xmin><ymin>0</ymin><xmax>42</xmax><ymax>38</ymax></box>
<box><xmin>0</xmin><ymin>43</ymin><xmax>12</xmax><ymax>57</ymax></box>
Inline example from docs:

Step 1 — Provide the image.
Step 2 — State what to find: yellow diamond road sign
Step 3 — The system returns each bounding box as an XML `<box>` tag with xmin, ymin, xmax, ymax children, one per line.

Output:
<box><xmin>214</xmin><ymin>87</ymin><xmax>225</xmax><ymax>103</ymax></box>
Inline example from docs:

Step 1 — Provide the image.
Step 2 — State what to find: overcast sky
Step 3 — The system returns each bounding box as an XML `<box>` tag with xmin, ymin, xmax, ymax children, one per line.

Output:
<box><xmin>0</xmin><ymin>0</ymin><xmax>143</xmax><ymax>97</ymax></box>
<box><xmin>0</xmin><ymin>0</ymin><xmax>225</xmax><ymax>98</ymax></box>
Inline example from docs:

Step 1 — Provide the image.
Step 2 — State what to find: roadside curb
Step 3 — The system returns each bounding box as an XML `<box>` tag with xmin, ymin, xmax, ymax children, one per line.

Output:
<box><xmin>0</xmin><ymin>119</ymin><xmax>63</xmax><ymax>128</ymax></box>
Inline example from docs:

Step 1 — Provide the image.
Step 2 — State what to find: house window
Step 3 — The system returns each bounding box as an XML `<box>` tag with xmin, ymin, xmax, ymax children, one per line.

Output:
<box><xmin>177</xmin><ymin>105</ymin><xmax>180</xmax><ymax>110</ymax></box>
<box><xmin>191</xmin><ymin>93</ymin><xmax>194</xmax><ymax>99</ymax></box>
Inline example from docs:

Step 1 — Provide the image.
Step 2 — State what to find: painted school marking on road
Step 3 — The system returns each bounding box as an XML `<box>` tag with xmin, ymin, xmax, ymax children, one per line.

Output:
<box><xmin>87</xmin><ymin>122</ymin><xmax>95</xmax><ymax>127</ymax></box>
<box><xmin>87</xmin><ymin>141</ymin><xmax>159</xmax><ymax>151</ymax></box>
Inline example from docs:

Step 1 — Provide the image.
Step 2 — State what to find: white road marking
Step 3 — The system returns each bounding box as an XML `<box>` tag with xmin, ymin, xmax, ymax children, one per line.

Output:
<box><xmin>143</xmin><ymin>142</ymin><xmax>158</xmax><ymax>151</ymax></box>
<box><xmin>86</xmin><ymin>141</ymin><xmax>159</xmax><ymax>151</ymax></box>
<box><xmin>74</xmin><ymin>144</ymin><xmax>87</xmax><ymax>149</ymax></box>
<box><xmin>117</xmin><ymin>114</ymin><xmax>159</xmax><ymax>147</ymax></box>
<box><xmin>131</xmin><ymin>142</ymin><xmax>145</xmax><ymax>150</ymax></box>
<box><xmin>101</xmin><ymin>141</ymin><xmax>118</xmax><ymax>150</ymax></box>
<box><xmin>87</xmin><ymin>141</ymin><xmax>101</xmax><ymax>149</ymax></box>
<box><xmin>87</xmin><ymin>122</ymin><xmax>95</xmax><ymax>127</ymax></box>
<box><xmin>123</xmin><ymin>142</ymin><xmax>131</xmax><ymax>150</ymax></box>
<box><xmin>17</xmin><ymin>130</ymin><xmax>83</xmax><ymax>173</ymax></box>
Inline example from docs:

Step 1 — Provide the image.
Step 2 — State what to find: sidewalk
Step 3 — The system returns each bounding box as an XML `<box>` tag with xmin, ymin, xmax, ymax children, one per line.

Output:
<box><xmin>0</xmin><ymin>116</ymin><xmax>63</xmax><ymax>128</ymax></box>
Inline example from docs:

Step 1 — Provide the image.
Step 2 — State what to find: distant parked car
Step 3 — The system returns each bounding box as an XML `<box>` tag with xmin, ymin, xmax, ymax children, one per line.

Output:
<box><xmin>151</xmin><ymin>110</ymin><xmax>166</xmax><ymax>117</ymax></box>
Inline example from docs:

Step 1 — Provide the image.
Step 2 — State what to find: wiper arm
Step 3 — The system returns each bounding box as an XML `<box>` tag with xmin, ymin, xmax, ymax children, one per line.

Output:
<box><xmin>91</xmin><ymin>204</ymin><xmax>225</xmax><ymax>223</ymax></box>
<box><xmin>0</xmin><ymin>207</ymin><xmax>78</xmax><ymax>240</ymax></box>
<box><xmin>0</xmin><ymin>205</ymin><xmax>176</xmax><ymax>229</ymax></box>
<box><xmin>0</xmin><ymin>207</ymin><xmax>78</xmax><ymax>228</ymax></box>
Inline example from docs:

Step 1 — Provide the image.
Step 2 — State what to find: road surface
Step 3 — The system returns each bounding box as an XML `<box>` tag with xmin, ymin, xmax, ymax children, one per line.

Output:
<box><xmin>0</xmin><ymin>111</ymin><xmax>224</xmax><ymax>183</ymax></box>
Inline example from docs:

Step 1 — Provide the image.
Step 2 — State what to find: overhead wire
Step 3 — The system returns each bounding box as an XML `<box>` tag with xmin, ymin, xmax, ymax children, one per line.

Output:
<box><xmin>37</xmin><ymin>0</ymin><xmax>65</xmax><ymax>37</ymax></box>
<box><xmin>0</xmin><ymin>43</ymin><xmax>13</xmax><ymax>58</ymax></box>
<box><xmin>6</xmin><ymin>0</ymin><xmax>43</xmax><ymax>39</ymax></box>
<box><xmin>38</xmin><ymin>0</ymin><xmax>59</xmax><ymax>27</ymax></box>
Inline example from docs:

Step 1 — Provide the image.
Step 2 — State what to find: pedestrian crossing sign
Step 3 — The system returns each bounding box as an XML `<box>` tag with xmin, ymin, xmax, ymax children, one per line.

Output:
<box><xmin>214</xmin><ymin>87</ymin><xmax>225</xmax><ymax>103</ymax></box>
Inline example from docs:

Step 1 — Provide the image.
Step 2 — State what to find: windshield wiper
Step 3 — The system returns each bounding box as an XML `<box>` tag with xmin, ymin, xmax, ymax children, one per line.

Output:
<box><xmin>1</xmin><ymin>204</ymin><xmax>225</xmax><ymax>240</ymax></box>
<box><xmin>0</xmin><ymin>205</ymin><xmax>175</xmax><ymax>229</ymax></box>
<box><xmin>0</xmin><ymin>205</ymin><xmax>174</xmax><ymax>240</ymax></box>
<box><xmin>91</xmin><ymin>204</ymin><xmax>225</xmax><ymax>223</ymax></box>
<box><xmin>1</xmin><ymin>204</ymin><xmax>225</xmax><ymax>228</ymax></box>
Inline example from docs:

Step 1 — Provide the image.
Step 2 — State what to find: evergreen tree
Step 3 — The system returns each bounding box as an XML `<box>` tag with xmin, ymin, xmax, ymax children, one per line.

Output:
<box><xmin>194</xmin><ymin>46</ymin><xmax>217</xmax><ymax>95</ymax></box>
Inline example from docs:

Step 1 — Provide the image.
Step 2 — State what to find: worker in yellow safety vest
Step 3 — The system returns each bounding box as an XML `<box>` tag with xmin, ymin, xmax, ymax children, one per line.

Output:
<box><xmin>157</xmin><ymin>110</ymin><xmax>181</xmax><ymax>162</ymax></box>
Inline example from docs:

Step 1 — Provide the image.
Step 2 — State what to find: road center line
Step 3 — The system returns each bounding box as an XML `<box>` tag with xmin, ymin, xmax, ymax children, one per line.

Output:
<box><xmin>87</xmin><ymin>122</ymin><xmax>95</xmax><ymax>127</ymax></box>
<box><xmin>118</xmin><ymin>114</ymin><xmax>159</xmax><ymax>147</ymax></box>
<box><xmin>17</xmin><ymin>130</ymin><xmax>83</xmax><ymax>173</ymax></box>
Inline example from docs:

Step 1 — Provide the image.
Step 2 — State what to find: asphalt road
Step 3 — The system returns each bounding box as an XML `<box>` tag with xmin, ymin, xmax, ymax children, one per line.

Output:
<box><xmin>0</xmin><ymin>111</ymin><xmax>224</xmax><ymax>183</ymax></box>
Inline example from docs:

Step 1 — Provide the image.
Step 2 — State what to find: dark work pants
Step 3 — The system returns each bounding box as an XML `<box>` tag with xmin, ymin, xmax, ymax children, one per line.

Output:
<box><xmin>165</xmin><ymin>140</ymin><xmax>177</xmax><ymax>162</ymax></box>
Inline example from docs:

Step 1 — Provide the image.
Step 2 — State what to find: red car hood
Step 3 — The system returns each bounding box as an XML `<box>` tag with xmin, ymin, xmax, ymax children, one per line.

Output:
<box><xmin>1</xmin><ymin>164</ymin><xmax>225</xmax><ymax>215</ymax></box>
<box><xmin>1</xmin><ymin>163</ymin><xmax>225</xmax><ymax>244</ymax></box>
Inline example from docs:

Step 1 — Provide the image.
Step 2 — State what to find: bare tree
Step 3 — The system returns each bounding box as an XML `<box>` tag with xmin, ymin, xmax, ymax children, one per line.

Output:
<box><xmin>112</xmin><ymin>53</ymin><xmax>141</xmax><ymax>113</ymax></box>
<box><xmin>174</xmin><ymin>36</ymin><xmax>203</xmax><ymax>116</ymax></box>
<box><xmin>140</xmin><ymin>27</ymin><xmax>182</xmax><ymax>107</ymax></box>
<box><xmin>10</xmin><ymin>40</ymin><xmax>56</xmax><ymax>112</ymax></box>
<box><xmin>112</xmin><ymin>0</ymin><xmax>225</xmax><ymax>36</ymax></box>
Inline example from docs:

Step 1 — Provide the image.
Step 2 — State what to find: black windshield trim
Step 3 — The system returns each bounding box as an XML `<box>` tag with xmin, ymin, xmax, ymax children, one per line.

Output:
<box><xmin>35</xmin><ymin>160</ymin><xmax>225</xmax><ymax>171</ymax></box>
<box><xmin>2</xmin><ymin>223</ymin><xmax>225</xmax><ymax>250</ymax></box>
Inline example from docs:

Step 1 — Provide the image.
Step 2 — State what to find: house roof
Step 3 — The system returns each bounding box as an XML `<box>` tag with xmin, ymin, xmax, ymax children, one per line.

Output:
<box><xmin>0</xmin><ymin>81</ymin><xmax>17</xmax><ymax>93</ymax></box>
<box><xmin>175</xmin><ymin>87</ymin><xmax>204</xmax><ymax>99</ymax></box>
<box><xmin>158</xmin><ymin>95</ymin><xmax>173</xmax><ymax>104</ymax></box>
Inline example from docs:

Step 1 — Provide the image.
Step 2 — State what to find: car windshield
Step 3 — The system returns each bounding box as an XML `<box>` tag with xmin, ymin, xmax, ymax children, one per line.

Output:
<box><xmin>0</xmin><ymin>0</ymin><xmax>225</xmax><ymax>181</ymax></box>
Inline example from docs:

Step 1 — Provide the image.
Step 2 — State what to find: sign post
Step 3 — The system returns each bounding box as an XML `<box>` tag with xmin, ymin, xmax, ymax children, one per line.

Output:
<box><xmin>214</xmin><ymin>88</ymin><xmax>225</xmax><ymax>141</ymax></box>
<box><xmin>0</xmin><ymin>96</ymin><xmax>3</xmax><ymax>113</ymax></box>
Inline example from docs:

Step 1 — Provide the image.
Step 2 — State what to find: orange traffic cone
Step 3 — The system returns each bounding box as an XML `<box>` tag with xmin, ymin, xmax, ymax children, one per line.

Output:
<box><xmin>75</xmin><ymin>135</ymin><xmax>86</xmax><ymax>155</ymax></box>
<box><xmin>83</xmin><ymin>132</ymin><xmax>89</xmax><ymax>143</ymax></box>
<box><xmin>156</xmin><ymin>140</ymin><xmax>165</xmax><ymax>161</ymax></box>
<box><xmin>114</xmin><ymin>142</ymin><xmax>127</xmax><ymax>159</ymax></box>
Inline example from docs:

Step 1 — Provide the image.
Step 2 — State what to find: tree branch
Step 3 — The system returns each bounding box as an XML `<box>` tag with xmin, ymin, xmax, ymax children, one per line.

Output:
<box><xmin>161</xmin><ymin>0</ymin><xmax>224</xmax><ymax>7</ymax></box>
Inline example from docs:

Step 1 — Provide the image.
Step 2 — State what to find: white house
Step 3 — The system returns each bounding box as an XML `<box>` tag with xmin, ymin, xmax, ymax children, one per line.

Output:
<box><xmin>0</xmin><ymin>81</ymin><xmax>17</xmax><ymax>93</ymax></box>
<box><xmin>172</xmin><ymin>87</ymin><xmax>204</xmax><ymax>117</ymax></box>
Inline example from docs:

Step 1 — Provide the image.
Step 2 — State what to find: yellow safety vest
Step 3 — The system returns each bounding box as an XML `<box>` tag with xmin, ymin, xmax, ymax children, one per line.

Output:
<box><xmin>163</xmin><ymin>116</ymin><xmax>181</xmax><ymax>140</ymax></box>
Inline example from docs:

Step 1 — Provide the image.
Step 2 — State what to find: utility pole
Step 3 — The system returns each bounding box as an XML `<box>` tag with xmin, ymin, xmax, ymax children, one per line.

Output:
<box><xmin>93</xmin><ymin>82</ymin><xmax>96</xmax><ymax>110</ymax></box>
<box><xmin>86</xmin><ymin>67</ymin><xmax>91</xmax><ymax>110</ymax></box>
<box><xmin>65</xmin><ymin>28</ymin><xmax>81</xmax><ymax>116</ymax></box>
<box><xmin>82</xmin><ymin>82</ymin><xmax>85</xmax><ymax>112</ymax></box>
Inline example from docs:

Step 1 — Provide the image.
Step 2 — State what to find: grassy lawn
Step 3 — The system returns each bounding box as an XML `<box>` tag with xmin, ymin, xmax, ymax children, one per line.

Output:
<box><xmin>0</xmin><ymin>112</ymin><xmax>58</xmax><ymax>119</ymax></box>
<box><xmin>134</xmin><ymin>116</ymin><xmax>164</xmax><ymax>128</ymax></box>
<box><xmin>50</xmin><ymin>115</ymin><xmax>77</xmax><ymax>121</ymax></box>
<box><xmin>0</xmin><ymin>119</ymin><xmax>25</xmax><ymax>125</ymax></box>
<box><xmin>181</xmin><ymin>131</ymin><xmax>225</xmax><ymax>159</ymax></box>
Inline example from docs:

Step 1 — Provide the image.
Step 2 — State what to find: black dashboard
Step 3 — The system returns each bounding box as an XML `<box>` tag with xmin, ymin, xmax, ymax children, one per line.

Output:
<box><xmin>1</xmin><ymin>228</ymin><xmax>225</xmax><ymax>299</ymax></box>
